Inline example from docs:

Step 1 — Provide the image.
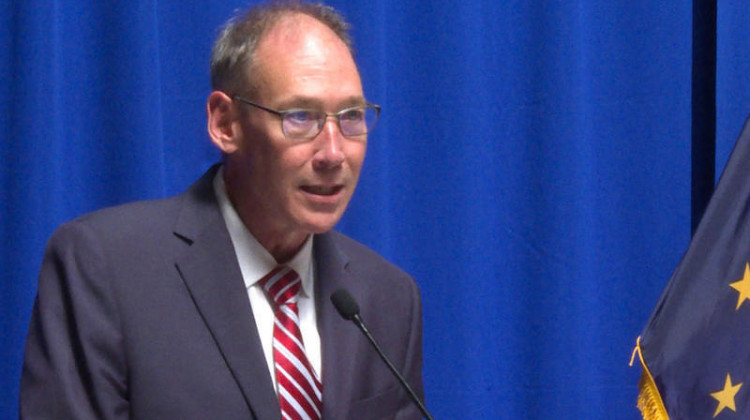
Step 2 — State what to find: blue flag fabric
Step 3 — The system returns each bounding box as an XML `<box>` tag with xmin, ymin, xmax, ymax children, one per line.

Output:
<box><xmin>635</xmin><ymin>115</ymin><xmax>750</xmax><ymax>419</ymax></box>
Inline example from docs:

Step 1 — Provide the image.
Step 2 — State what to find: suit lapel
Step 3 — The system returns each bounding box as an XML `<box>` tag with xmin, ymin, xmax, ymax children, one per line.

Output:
<box><xmin>314</xmin><ymin>233</ymin><xmax>361</xmax><ymax>419</ymax></box>
<box><xmin>172</xmin><ymin>167</ymin><xmax>280</xmax><ymax>420</ymax></box>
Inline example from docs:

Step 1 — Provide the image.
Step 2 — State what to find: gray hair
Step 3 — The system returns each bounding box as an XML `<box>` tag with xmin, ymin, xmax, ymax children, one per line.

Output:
<box><xmin>210</xmin><ymin>0</ymin><xmax>353</xmax><ymax>95</ymax></box>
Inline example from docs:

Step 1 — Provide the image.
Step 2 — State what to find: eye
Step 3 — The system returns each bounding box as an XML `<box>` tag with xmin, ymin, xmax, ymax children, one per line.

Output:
<box><xmin>285</xmin><ymin>110</ymin><xmax>316</xmax><ymax>124</ymax></box>
<box><xmin>340</xmin><ymin>108</ymin><xmax>365</xmax><ymax>122</ymax></box>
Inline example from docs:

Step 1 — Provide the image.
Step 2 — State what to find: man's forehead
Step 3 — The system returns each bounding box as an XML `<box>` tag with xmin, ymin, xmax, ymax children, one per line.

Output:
<box><xmin>259</xmin><ymin>13</ymin><xmax>346</xmax><ymax>55</ymax></box>
<box><xmin>250</xmin><ymin>13</ymin><xmax>360</xmax><ymax>88</ymax></box>
<box><xmin>241</xmin><ymin>9</ymin><xmax>363</xmax><ymax>107</ymax></box>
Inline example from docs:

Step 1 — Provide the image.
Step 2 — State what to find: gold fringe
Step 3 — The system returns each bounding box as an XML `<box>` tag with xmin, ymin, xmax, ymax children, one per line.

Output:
<box><xmin>630</xmin><ymin>336</ymin><xmax>670</xmax><ymax>420</ymax></box>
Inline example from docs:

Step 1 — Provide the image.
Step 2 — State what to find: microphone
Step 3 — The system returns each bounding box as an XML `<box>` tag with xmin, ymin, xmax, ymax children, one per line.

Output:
<box><xmin>330</xmin><ymin>289</ymin><xmax>435</xmax><ymax>420</ymax></box>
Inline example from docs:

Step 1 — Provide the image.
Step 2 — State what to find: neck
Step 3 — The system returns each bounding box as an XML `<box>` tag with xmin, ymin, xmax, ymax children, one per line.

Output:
<box><xmin>222</xmin><ymin>165</ymin><xmax>308</xmax><ymax>264</ymax></box>
<box><xmin>263</xmin><ymin>234</ymin><xmax>309</xmax><ymax>264</ymax></box>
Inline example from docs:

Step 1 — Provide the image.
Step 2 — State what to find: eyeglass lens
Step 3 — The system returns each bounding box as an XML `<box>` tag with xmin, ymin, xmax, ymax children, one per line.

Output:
<box><xmin>282</xmin><ymin>107</ymin><xmax>377</xmax><ymax>138</ymax></box>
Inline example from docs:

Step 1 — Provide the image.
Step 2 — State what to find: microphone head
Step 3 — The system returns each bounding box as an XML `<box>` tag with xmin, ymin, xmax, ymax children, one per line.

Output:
<box><xmin>331</xmin><ymin>289</ymin><xmax>360</xmax><ymax>320</ymax></box>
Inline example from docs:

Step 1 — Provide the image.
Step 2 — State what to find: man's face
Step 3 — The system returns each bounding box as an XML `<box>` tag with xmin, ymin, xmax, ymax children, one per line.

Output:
<box><xmin>229</xmin><ymin>15</ymin><xmax>367</xmax><ymax>243</ymax></box>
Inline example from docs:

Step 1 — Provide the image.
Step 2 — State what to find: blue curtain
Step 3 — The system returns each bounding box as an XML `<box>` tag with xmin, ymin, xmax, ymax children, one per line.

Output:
<box><xmin>2</xmin><ymin>1</ymin><xmax>749</xmax><ymax>418</ymax></box>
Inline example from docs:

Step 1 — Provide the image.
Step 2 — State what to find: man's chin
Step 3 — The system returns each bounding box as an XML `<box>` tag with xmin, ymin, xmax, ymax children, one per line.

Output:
<box><xmin>298</xmin><ymin>212</ymin><xmax>344</xmax><ymax>235</ymax></box>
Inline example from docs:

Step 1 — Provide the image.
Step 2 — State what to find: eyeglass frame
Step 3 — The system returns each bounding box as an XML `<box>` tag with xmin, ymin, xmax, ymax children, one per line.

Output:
<box><xmin>231</xmin><ymin>95</ymin><xmax>381</xmax><ymax>140</ymax></box>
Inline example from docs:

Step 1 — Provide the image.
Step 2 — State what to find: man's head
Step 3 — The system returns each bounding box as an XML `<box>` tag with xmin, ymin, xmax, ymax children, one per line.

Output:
<box><xmin>210</xmin><ymin>1</ymin><xmax>353</xmax><ymax>98</ymax></box>
<box><xmin>206</xmin><ymin>1</ymin><xmax>374</xmax><ymax>262</ymax></box>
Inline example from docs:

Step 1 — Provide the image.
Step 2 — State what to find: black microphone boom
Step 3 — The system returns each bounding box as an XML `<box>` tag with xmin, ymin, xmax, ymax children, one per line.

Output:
<box><xmin>330</xmin><ymin>289</ymin><xmax>435</xmax><ymax>420</ymax></box>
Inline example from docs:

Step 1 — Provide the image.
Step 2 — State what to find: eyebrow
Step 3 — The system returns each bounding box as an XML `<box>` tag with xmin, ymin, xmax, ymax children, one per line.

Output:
<box><xmin>277</xmin><ymin>95</ymin><xmax>367</xmax><ymax>110</ymax></box>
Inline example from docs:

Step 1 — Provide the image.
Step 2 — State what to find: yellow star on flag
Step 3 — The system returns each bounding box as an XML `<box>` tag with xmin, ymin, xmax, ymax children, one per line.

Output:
<box><xmin>729</xmin><ymin>262</ymin><xmax>750</xmax><ymax>310</ymax></box>
<box><xmin>711</xmin><ymin>373</ymin><xmax>743</xmax><ymax>418</ymax></box>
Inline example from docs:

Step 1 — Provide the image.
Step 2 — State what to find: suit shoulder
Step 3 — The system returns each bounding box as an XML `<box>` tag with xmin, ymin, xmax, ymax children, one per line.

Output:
<box><xmin>73</xmin><ymin>193</ymin><xmax>182</xmax><ymax>229</ymax></box>
<box><xmin>324</xmin><ymin>230</ymin><xmax>415</xmax><ymax>285</ymax></box>
<box><xmin>47</xmin><ymin>195</ymin><xmax>185</xmax><ymax>253</ymax></box>
<box><xmin>57</xmin><ymin>166</ymin><xmax>218</xmax><ymax>239</ymax></box>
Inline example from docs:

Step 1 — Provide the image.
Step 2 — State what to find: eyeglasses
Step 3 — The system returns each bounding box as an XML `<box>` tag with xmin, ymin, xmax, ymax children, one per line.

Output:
<box><xmin>232</xmin><ymin>95</ymin><xmax>380</xmax><ymax>140</ymax></box>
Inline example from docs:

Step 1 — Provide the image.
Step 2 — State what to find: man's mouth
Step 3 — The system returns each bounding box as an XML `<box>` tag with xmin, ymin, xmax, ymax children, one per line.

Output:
<box><xmin>301</xmin><ymin>185</ymin><xmax>344</xmax><ymax>196</ymax></box>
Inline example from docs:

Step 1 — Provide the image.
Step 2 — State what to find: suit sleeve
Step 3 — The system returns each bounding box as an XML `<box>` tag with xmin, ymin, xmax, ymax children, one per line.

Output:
<box><xmin>395</xmin><ymin>276</ymin><xmax>426</xmax><ymax>420</ymax></box>
<box><xmin>20</xmin><ymin>221</ymin><xmax>129</xmax><ymax>419</ymax></box>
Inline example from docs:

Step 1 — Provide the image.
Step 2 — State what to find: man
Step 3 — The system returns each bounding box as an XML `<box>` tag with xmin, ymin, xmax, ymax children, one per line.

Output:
<box><xmin>20</xmin><ymin>2</ymin><xmax>425</xmax><ymax>419</ymax></box>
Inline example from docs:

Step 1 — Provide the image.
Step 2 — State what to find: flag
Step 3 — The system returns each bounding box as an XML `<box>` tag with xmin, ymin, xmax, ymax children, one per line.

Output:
<box><xmin>633</xmin><ymin>115</ymin><xmax>750</xmax><ymax>419</ymax></box>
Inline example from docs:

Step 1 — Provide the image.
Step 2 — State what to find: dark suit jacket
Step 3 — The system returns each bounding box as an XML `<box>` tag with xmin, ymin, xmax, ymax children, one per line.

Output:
<box><xmin>20</xmin><ymin>166</ymin><xmax>424</xmax><ymax>420</ymax></box>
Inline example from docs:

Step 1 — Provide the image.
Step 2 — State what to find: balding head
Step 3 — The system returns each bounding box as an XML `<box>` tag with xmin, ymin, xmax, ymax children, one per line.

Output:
<box><xmin>210</xmin><ymin>1</ymin><xmax>354</xmax><ymax>96</ymax></box>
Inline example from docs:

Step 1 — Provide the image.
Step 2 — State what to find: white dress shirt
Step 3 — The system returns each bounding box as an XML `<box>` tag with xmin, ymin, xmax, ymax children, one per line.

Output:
<box><xmin>213</xmin><ymin>168</ymin><xmax>322</xmax><ymax>388</ymax></box>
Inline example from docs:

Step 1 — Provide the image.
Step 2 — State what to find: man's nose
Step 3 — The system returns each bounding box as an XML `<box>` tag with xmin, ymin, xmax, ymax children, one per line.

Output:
<box><xmin>312</xmin><ymin>117</ymin><xmax>345</xmax><ymax>168</ymax></box>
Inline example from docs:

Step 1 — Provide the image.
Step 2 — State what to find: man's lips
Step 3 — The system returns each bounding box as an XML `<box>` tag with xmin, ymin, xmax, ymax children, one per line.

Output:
<box><xmin>300</xmin><ymin>185</ymin><xmax>344</xmax><ymax>196</ymax></box>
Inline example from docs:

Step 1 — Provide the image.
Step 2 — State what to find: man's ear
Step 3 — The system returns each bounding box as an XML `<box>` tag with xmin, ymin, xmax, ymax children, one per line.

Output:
<box><xmin>207</xmin><ymin>90</ymin><xmax>240</xmax><ymax>154</ymax></box>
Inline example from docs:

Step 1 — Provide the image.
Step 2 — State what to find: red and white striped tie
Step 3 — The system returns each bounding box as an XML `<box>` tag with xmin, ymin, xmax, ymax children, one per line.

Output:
<box><xmin>261</xmin><ymin>266</ymin><xmax>322</xmax><ymax>420</ymax></box>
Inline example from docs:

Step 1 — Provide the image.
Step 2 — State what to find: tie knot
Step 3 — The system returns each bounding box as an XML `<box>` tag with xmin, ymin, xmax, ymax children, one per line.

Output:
<box><xmin>260</xmin><ymin>266</ymin><xmax>301</xmax><ymax>306</ymax></box>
